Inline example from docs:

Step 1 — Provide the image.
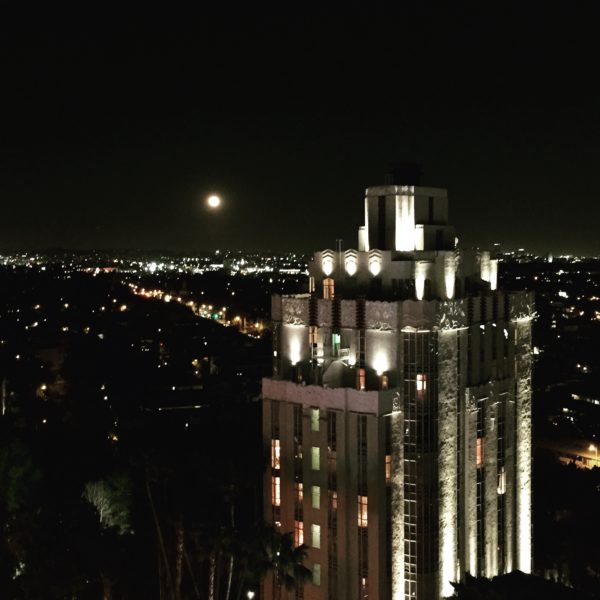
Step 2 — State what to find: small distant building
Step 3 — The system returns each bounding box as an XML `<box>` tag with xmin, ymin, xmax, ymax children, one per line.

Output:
<box><xmin>263</xmin><ymin>178</ymin><xmax>533</xmax><ymax>600</ymax></box>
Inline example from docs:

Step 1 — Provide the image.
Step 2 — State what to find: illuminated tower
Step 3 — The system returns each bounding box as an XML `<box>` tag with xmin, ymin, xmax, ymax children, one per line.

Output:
<box><xmin>262</xmin><ymin>177</ymin><xmax>533</xmax><ymax>600</ymax></box>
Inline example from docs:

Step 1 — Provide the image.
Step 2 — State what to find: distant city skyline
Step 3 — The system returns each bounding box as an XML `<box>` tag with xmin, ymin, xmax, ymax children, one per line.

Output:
<box><xmin>0</xmin><ymin>247</ymin><xmax>595</xmax><ymax>260</ymax></box>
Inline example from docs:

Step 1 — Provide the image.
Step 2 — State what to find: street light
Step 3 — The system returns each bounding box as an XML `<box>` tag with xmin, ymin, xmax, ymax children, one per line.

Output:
<box><xmin>589</xmin><ymin>444</ymin><xmax>597</xmax><ymax>465</ymax></box>
<box><xmin>246</xmin><ymin>592</ymin><xmax>255</xmax><ymax>599</ymax></box>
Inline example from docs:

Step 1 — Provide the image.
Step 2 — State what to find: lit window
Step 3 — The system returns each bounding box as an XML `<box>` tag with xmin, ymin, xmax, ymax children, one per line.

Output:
<box><xmin>311</xmin><ymin>408</ymin><xmax>320</xmax><ymax>432</ymax></box>
<box><xmin>332</xmin><ymin>333</ymin><xmax>341</xmax><ymax>356</ymax></box>
<box><xmin>497</xmin><ymin>466</ymin><xmax>506</xmax><ymax>495</ymax></box>
<box><xmin>272</xmin><ymin>476</ymin><xmax>281</xmax><ymax>507</ymax></box>
<box><xmin>311</xmin><ymin>485</ymin><xmax>320</xmax><ymax>509</ymax></box>
<box><xmin>331</xmin><ymin>490</ymin><xmax>338</xmax><ymax>510</ymax></box>
<box><xmin>357</xmin><ymin>368</ymin><xmax>366</xmax><ymax>391</ymax></box>
<box><xmin>271</xmin><ymin>439</ymin><xmax>280</xmax><ymax>470</ymax></box>
<box><xmin>294</xmin><ymin>520</ymin><xmax>304</xmax><ymax>546</ymax></box>
<box><xmin>358</xmin><ymin>495</ymin><xmax>368</xmax><ymax>528</ymax></box>
<box><xmin>311</xmin><ymin>524</ymin><xmax>321</xmax><ymax>548</ymax></box>
<box><xmin>311</xmin><ymin>447</ymin><xmax>320</xmax><ymax>470</ymax></box>
<box><xmin>385</xmin><ymin>454</ymin><xmax>392</xmax><ymax>484</ymax></box>
<box><xmin>380</xmin><ymin>374</ymin><xmax>389</xmax><ymax>390</ymax></box>
<box><xmin>309</xmin><ymin>326</ymin><xmax>318</xmax><ymax>346</ymax></box>
<box><xmin>323</xmin><ymin>278</ymin><xmax>335</xmax><ymax>300</ymax></box>
<box><xmin>476</xmin><ymin>437</ymin><xmax>484</xmax><ymax>468</ymax></box>
<box><xmin>360</xmin><ymin>577</ymin><xmax>368</xmax><ymax>595</ymax></box>
<box><xmin>312</xmin><ymin>563</ymin><xmax>321</xmax><ymax>586</ymax></box>
<box><xmin>296</xmin><ymin>482</ymin><xmax>303</xmax><ymax>503</ymax></box>
<box><xmin>416</xmin><ymin>373</ymin><xmax>427</xmax><ymax>394</ymax></box>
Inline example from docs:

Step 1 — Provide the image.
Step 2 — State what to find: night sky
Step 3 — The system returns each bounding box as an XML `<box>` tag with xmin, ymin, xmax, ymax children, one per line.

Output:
<box><xmin>2</xmin><ymin>11</ymin><xmax>599</xmax><ymax>254</ymax></box>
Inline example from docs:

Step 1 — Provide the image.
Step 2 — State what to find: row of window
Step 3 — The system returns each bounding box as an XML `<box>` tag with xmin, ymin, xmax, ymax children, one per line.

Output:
<box><xmin>273</xmin><ymin>442</ymin><xmax>321</xmax><ymax>472</ymax></box>
<box><xmin>274</xmin><ymin>444</ymin><xmax>392</xmax><ymax>481</ymax></box>
<box><xmin>276</xmin><ymin>483</ymin><xmax>369</xmax><ymax>528</ymax></box>
<box><xmin>271</xmin><ymin>405</ymin><xmax>379</xmax><ymax>593</ymax></box>
<box><xmin>295</xmin><ymin>521</ymin><xmax>322</xmax><ymax>549</ymax></box>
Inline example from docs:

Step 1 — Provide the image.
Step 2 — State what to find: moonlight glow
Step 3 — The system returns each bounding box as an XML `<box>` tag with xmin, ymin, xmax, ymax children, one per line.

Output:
<box><xmin>207</xmin><ymin>195</ymin><xmax>221</xmax><ymax>209</ymax></box>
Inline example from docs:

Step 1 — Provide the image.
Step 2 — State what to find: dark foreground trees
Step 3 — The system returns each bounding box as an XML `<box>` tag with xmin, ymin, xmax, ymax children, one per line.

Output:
<box><xmin>446</xmin><ymin>571</ymin><xmax>597</xmax><ymax>600</ymax></box>
<box><xmin>0</xmin><ymin>395</ymin><xmax>308</xmax><ymax>599</ymax></box>
<box><xmin>535</xmin><ymin>449</ymin><xmax>600</xmax><ymax>595</ymax></box>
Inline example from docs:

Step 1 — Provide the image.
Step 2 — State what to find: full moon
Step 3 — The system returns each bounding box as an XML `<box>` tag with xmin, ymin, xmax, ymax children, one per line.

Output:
<box><xmin>207</xmin><ymin>195</ymin><xmax>221</xmax><ymax>208</ymax></box>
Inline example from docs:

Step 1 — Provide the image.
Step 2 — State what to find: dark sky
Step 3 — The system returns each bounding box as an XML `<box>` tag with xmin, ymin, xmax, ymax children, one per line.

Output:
<box><xmin>2</xmin><ymin>10</ymin><xmax>599</xmax><ymax>254</ymax></box>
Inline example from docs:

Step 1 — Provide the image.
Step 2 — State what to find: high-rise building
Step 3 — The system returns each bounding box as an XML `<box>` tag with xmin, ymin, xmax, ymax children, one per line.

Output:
<box><xmin>262</xmin><ymin>179</ymin><xmax>533</xmax><ymax>600</ymax></box>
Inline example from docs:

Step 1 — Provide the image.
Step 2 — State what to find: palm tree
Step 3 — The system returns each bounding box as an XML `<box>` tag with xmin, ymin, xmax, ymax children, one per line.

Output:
<box><xmin>265</xmin><ymin>531</ymin><xmax>311</xmax><ymax>600</ymax></box>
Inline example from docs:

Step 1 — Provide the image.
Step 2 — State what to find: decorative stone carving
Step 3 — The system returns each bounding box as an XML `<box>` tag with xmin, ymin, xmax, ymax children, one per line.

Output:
<box><xmin>437</xmin><ymin>330</ymin><xmax>458</xmax><ymax>596</ymax></box>
<box><xmin>317</xmin><ymin>299</ymin><xmax>332</xmax><ymax>327</ymax></box>
<box><xmin>515</xmin><ymin>319</ymin><xmax>533</xmax><ymax>572</ymax></box>
<box><xmin>366</xmin><ymin>301</ymin><xmax>396</xmax><ymax>331</ymax></box>
<box><xmin>435</xmin><ymin>300</ymin><xmax>467</xmax><ymax>330</ymax></box>
<box><xmin>509</xmin><ymin>293</ymin><xmax>536</xmax><ymax>322</ymax></box>
<box><xmin>390</xmin><ymin>404</ymin><xmax>405</xmax><ymax>600</ymax></box>
<box><xmin>282</xmin><ymin>296</ymin><xmax>309</xmax><ymax>326</ymax></box>
<box><xmin>340</xmin><ymin>300</ymin><xmax>356</xmax><ymax>328</ymax></box>
<box><xmin>399</xmin><ymin>300</ymin><xmax>437</xmax><ymax>330</ymax></box>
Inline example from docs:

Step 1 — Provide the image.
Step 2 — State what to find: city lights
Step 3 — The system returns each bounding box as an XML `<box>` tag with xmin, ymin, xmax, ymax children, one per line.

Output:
<box><xmin>589</xmin><ymin>444</ymin><xmax>597</xmax><ymax>464</ymax></box>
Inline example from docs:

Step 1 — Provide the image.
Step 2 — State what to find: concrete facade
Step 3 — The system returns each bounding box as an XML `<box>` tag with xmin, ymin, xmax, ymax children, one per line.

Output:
<box><xmin>263</xmin><ymin>183</ymin><xmax>533</xmax><ymax>600</ymax></box>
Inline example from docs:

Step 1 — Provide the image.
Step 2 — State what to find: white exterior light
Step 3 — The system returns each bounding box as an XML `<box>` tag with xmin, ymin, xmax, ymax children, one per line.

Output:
<box><xmin>322</xmin><ymin>252</ymin><xmax>335</xmax><ymax>276</ymax></box>
<box><xmin>480</xmin><ymin>251</ymin><xmax>491</xmax><ymax>284</ymax></box>
<box><xmin>345</xmin><ymin>250</ymin><xmax>358</xmax><ymax>276</ymax></box>
<box><xmin>368</xmin><ymin>251</ymin><xmax>382</xmax><ymax>276</ymax></box>
<box><xmin>444</xmin><ymin>254</ymin><xmax>456</xmax><ymax>300</ymax></box>
<box><xmin>415</xmin><ymin>261</ymin><xmax>428</xmax><ymax>300</ymax></box>
<box><xmin>290</xmin><ymin>338</ymin><xmax>301</xmax><ymax>366</ymax></box>
<box><xmin>395</xmin><ymin>192</ymin><xmax>416</xmax><ymax>251</ymax></box>
<box><xmin>490</xmin><ymin>259</ymin><xmax>498</xmax><ymax>291</ymax></box>
<box><xmin>373</xmin><ymin>352</ymin><xmax>389</xmax><ymax>376</ymax></box>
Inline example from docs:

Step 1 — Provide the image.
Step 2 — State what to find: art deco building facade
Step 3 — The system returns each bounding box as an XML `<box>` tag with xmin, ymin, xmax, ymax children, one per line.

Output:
<box><xmin>263</xmin><ymin>180</ymin><xmax>533</xmax><ymax>600</ymax></box>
